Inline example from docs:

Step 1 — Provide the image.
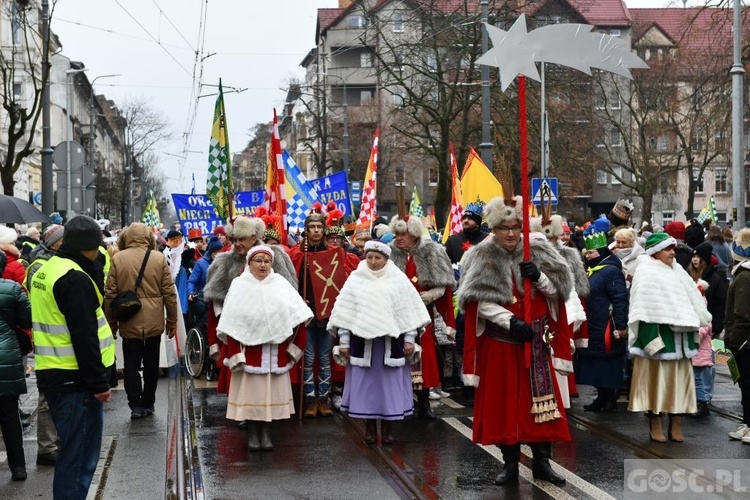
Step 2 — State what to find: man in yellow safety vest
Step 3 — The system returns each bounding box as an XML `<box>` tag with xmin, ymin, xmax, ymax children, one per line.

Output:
<box><xmin>30</xmin><ymin>215</ymin><xmax>115</xmax><ymax>500</ymax></box>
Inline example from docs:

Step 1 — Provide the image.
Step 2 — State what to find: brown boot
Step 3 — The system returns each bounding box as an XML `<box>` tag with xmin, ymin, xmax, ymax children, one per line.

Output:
<box><xmin>668</xmin><ymin>414</ymin><xmax>684</xmax><ymax>442</ymax></box>
<box><xmin>317</xmin><ymin>396</ymin><xmax>333</xmax><ymax>417</ymax></box>
<box><xmin>304</xmin><ymin>397</ymin><xmax>318</xmax><ymax>418</ymax></box>
<box><xmin>649</xmin><ymin>414</ymin><xmax>666</xmax><ymax>442</ymax></box>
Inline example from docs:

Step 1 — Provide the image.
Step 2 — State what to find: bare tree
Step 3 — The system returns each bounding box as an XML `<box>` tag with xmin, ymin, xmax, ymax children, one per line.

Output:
<box><xmin>0</xmin><ymin>0</ymin><xmax>57</xmax><ymax>195</ymax></box>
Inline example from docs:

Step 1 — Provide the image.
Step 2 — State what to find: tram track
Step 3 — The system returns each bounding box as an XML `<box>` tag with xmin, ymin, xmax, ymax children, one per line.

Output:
<box><xmin>334</xmin><ymin>411</ymin><xmax>439</xmax><ymax>500</ymax></box>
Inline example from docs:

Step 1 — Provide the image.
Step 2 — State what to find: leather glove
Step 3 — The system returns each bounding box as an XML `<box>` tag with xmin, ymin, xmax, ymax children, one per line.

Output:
<box><xmin>519</xmin><ymin>261</ymin><xmax>541</xmax><ymax>283</ymax></box>
<box><xmin>509</xmin><ymin>317</ymin><xmax>535</xmax><ymax>342</ymax></box>
<box><xmin>419</xmin><ymin>287</ymin><xmax>444</xmax><ymax>305</ymax></box>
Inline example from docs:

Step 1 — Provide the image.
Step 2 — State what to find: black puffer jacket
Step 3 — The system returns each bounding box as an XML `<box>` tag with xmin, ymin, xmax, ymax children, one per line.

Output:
<box><xmin>0</xmin><ymin>276</ymin><xmax>31</xmax><ymax>397</ymax></box>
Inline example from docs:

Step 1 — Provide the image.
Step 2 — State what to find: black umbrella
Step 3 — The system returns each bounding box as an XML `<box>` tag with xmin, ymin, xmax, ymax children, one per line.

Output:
<box><xmin>0</xmin><ymin>195</ymin><xmax>51</xmax><ymax>224</ymax></box>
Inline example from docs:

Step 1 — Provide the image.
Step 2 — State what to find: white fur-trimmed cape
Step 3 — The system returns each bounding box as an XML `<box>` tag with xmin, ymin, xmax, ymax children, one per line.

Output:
<box><xmin>328</xmin><ymin>260</ymin><xmax>430</xmax><ymax>340</ymax></box>
<box><xmin>389</xmin><ymin>238</ymin><xmax>456</xmax><ymax>290</ymax></box>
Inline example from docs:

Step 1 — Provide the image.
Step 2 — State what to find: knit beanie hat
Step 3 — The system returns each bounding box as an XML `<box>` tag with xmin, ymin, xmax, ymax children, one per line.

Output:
<box><xmin>664</xmin><ymin>221</ymin><xmax>685</xmax><ymax>241</ymax></box>
<box><xmin>63</xmin><ymin>216</ymin><xmax>103</xmax><ymax>251</ymax></box>
<box><xmin>43</xmin><ymin>224</ymin><xmax>65</xmax><ymax>248</ymax></box>
<box><xmin>0</xmin><ymin>226</ymin><xmax>17</xmax><ymax>245</ymax></box>
<box><xmin>205</xmin><ymin>237</ymin><xmax>224</xmax><ymax>258</ymax></box>
<box><xmin>692</xmin><ymin>242</ymin><xmax>713</xmax><ymax>265</ymax></box>
<box><xmin>645</xmin><ymin>232</ymin><xmax>677</xmax><ymax>256</ymax></box>
<box><xmin>49</xmin><ymin>212</ymin><xmax>63</xmax><ymax>225</ymax></box>
<box><xmin>684</xmin><ymin>220</ymin><xmax>705</xmax><ymax>248</ymax></box>
<box><xmin>731</xmin><ymin>228</ymin><xmax>750</xmax><ymax>262</ymax></box>
<box><xmin>462</xmin><ymin>205</ymin><xmax>483</xmax><ymax>227</ymax></box>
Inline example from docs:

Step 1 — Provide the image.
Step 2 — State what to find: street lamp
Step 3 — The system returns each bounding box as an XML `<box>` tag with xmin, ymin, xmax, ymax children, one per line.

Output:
<box><xmin>320</xmin><ymin>72</ymin><xmax>349</xmax><ymax>173</ymax></box>
<box><xmin>479</xmin><ymin>0</ymin><xmax>493</xmax><ymax>171</ymax></box>
<box><xmin>65</xmin><ymin>67</ymin><xmax>87</xmax><ymax>218</ymax></box>
<box><xmin>88</xmin><ymin>73</ymin><xmax>120</xmax><ymax>217</ymax></box>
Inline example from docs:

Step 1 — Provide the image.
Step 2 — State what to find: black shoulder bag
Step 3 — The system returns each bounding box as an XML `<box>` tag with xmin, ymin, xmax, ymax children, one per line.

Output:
<box><xmin>110</xmin><ymin>249</ymin><xmax>151</xmax><ymax>322</ymax></box>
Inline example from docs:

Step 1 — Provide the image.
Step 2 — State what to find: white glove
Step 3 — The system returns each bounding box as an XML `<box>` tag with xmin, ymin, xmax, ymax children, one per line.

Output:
<box><xmin>419</xmin><ymin>287</ymin><xmax>444</xmax><ymax>305</ymax></box>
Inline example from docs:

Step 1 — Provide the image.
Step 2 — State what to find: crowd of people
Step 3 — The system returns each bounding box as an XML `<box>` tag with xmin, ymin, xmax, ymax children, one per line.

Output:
<box><xmin>1</xmin><ymin>195</ymin><xmax>749</xmax><ymax>496</ymax></box>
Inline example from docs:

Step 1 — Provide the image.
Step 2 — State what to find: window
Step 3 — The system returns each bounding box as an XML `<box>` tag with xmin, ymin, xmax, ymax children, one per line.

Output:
<box><xmin>693</xmin><ymin>88</ymin><xmax>705</xmax><ymax>111</ymax></box>
<box><xmin>360</xmin><ymin>90</ymin><xmax>373</xmax><ymax>104</ymax></box>
<box><xmin>427</xmin><ymin>89</ymin><xmax>438</xmax><ymax>102</ymax></box>
<box><xmin>12</xmin><ymin>83</ymin><xmax>22</xmax><ymax>101</ymax></box>
<box><xmin>11</xmin><ymin>2</ymin><xmax>22</xmax><ymax>45</ymax></box>
<box><xmin>393</xmin><ymin>14</ymin><xmax>403</xmax><ymax>33</ymax></box>
<box><xmin>394</xmin><ymin>51</ymin><xmax>404</xmax><ymax>68</ymax></box>
<box><xmin>426</xmin><ymin>54</ymin><xmax>437</xmax><ymax>72</ymax></box>
<box><xmin>360</xmin><ymin>53</ymin><xmax>372</xmax><ymax>68</ymax></box>
<box><xmin>716</xmin><ymin>211</ymin><xmax>727</xmax><ymax>224</ymax></box>
<box><xmin>611</xmin><ymin>166</ymin><xmax>622</xmax><ymax>185</ymax></box>
<box><xmin>693</xmin><ymin>173</ymin><xmax>704</xmax><ymax>193</ymax></box>
<box><xmin>596</xmin><ymin>170</ymin><xmax>608</xmax><ymax>184</ymax></box>
<box><xmin>658</xmin><ymin>173</ymin><xmax>669</xmax><ymax>194</ymax></box>
<box><xmin>662</xmin><ymin>211</ymin><xmax>674</xmax><ymax>224</ymax></box>
<box><xmin>393</xmin><ymin>89</ymin><xmax>405</xmax><ymax>108</ymax></box>
<box><xmin>394</xmin><ymin>166</ymin><xmax>405</xmax><ymax>186</ymax></box>
<box><xmin>610</xmin><ymin>128</ymin><xmax>622</xmax><ymax>147</ymax></box>
<box><xmin>609</xmin><ymin>92</ymin><xmax>621</xmax><ymax>110</ymax></box>
<box><xmin>658</xmin><ymin>136</ymin><xmax>668</xmax><ymax>151</ymax></box>
<box><xmin>715</xmin><ymin>130</ymin><xmax>726</xmax><ymax>150</ymax></box>
<box><xmin>349</xmin><ymin>15</ymin><xmax>367</xmax><ymax>28</ymax></box>
<box><xmin>610</xmin><ymin>29</ymin><xmax>621</xmax><ymax>37</ymax></box>
<box><xmin>595</xmin><ymin>93</ymin><xmax>606</xmax><ymax>110</ymax></box>
<box><xmin>715</xmin><ymin>168</ymin><xmax>728</xmax><ymax>193</ymax></box>
<box><xmin>429</xmin><ymin>164</ymin><xmax>438</xmax><ymax>186</ymax></box>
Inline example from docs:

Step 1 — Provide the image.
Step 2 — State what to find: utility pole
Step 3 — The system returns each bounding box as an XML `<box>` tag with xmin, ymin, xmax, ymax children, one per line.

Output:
<box><xmin>40</xmin><ymin>0</ymin><xmax>53</xmax><ymax>223</ymax></box>
<box><xmin>731</xmin><ymin>0</ymin><xmax>745</xmax><ymax>228</ymax></box>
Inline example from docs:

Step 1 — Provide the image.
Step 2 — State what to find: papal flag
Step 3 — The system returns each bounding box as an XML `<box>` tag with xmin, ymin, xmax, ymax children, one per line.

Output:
<box><xmin>409</xmin><ymin>185</ymin><xmax>424</xmax><ymax>218</ymax></box>
<box><xmin>697</xmin><ymin>195</ymin><xmax>717</xmax><ymax>224</ymax></box>
<box><xmin>206</xmin><ymin>79</ymin><xmax>234</xmax><ymax>222</ymax></box>
<box><xmin>141</xmin><ymin>191</ymin><xmax>161</xmax><ymax>229</ymax></box>
<box><xmin>283</xmin><ymin>150</ymin><xmax>319</xmax><ymax>232</ymax></box>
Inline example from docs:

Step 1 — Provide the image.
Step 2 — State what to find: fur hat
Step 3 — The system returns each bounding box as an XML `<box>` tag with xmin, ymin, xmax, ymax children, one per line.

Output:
<box><xmin>484</xmin><ymin>195</ymin><xmax>523</xmax><ymax>229</ymax></box>
<box><xmin>731</xmin><ymin>228</ymin><xmax>750</xmax><ymax>262</ymax></box>
<box><xmin>608</xmin><ymin>199</ymin><xmax>634</xmax><ymax>226</ymax></box>
<box><xmin>63</xmin><ymin>216</ymin><xmax>103</xmax><ymax>251</ymax></box>
<box><xmin>645</xmin><ymin>232</ymin><xmax>677</xmax><ymax>256</ymax></box>
<box><xmin>0</xmin><ymin>226</ymin><xmax>17</xmax><ymax>245</ymax></box>
<box><xmin>43</xmin><ymin>224</ymin><xmax>65</xmax><ymax>248</ymax></box>
<box><xmin>364</xmin><ymin>239</ymin><xmax>391</xmax><ymax>257</ymax></box>
<box><xmin>692</xmin><ymin>242</ymin><xmax>713</xmax><ymax>265</ymax></box>
<box><xmin>227</xmin><ymin>216</ymin><xmax>264</xmax><ymax>240</ymax></box>
<box><xmin>390</xmin><ymin>215</ymin><xmax>423</xmax><ymax>239</ymax></box>
<box><xmin>374</xmin><ymin>224</ymin><xmax>391</xmax><ymax>239</ymax></box>
<box><xmin>530</xmin><ymin>214</ymin><xmax>564</xmax><ymax>239</ymax></box>
<box><xmin>684</xmin><ymin>220</ymin><xmax>705</xmax><ymax>248</ymax></box>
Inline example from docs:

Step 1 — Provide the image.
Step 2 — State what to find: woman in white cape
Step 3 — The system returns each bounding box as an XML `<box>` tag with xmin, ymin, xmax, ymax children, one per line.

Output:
<box><xmin>627</xmin><ymin>233</ymin><xmax>711</xmax><ymax>443</ymax></box>
<box><xmin>216</xmin><ymin>246</ymin><xmax>312</xmax><ymax>452</ymax></box>
<box><xmin>328</xmin><ymin>240</ymin><xmax>430</xmax><ymax>445</ymax></box>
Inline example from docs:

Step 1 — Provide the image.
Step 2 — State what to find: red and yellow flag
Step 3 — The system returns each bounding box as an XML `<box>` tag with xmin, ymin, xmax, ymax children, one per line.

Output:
<box><xmin>357</xmin><ymin>129</ymin><xmax>379</xmax><ymax>229</ymax></box>
<box><xmin>442</xmin><ymin>142</ymin><xmax>463</xmax><ymax>244</ymax></box>
<box><xmin>263</xmin><ymin>109</ymin><xmax>287</xmax><ymax>243</ymax></box>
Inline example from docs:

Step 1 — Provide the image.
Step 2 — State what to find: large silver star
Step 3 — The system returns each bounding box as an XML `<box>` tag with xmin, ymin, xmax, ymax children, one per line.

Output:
<box><xmin>477</xmin><ymin>14</ymin><xmax>648</xmax><ymax>92</ymax></box>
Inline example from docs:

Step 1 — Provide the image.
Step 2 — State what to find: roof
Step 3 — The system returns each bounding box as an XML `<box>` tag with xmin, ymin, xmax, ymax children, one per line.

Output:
<box><xmin>630</xmin><ymin>8</ymin><xmax>737</xmax><ymax>57</ymax></box>
<box><xmin>525</xmin><ymin>0</ymin><xmax>632</xmax><ymax>27</ymax></box>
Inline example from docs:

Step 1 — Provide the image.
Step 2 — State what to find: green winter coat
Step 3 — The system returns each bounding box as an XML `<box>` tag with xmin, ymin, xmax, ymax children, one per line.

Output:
<box><xmin>0</xmin><ymin>278</ymin><xmax>31</xmax><ymax>396</ymax></box>
<box><xmin>726</xmin><ymin>263</ymin><xmax>750</xmax><ymax>350</ymax></box>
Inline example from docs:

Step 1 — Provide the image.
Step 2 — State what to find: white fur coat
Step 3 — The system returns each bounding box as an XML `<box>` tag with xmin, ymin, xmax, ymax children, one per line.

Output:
<box><xmin>628</xmin><ymin>254</ymin><xmax>711</xmax><ymax>350</ymax></box>
<box><xmin>328</xmin><ymin>260</ymin><xmax>430</xmax><ymax>340</ymax></box>
<box><xmin>217</xmin><ymin>268</ymin><xmax>312</xmax><ymax>346</ymax></box>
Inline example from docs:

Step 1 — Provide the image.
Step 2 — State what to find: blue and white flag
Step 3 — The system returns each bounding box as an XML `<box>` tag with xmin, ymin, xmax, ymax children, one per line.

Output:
<box><xmin>283</xmin><ymin>150</ymin><xmax>319</xmax><ymax>230</ymax></box>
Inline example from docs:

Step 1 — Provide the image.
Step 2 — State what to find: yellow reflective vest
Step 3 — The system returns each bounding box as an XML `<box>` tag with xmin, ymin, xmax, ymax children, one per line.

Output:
<box><xmin>99</xmin><ymin>246</ymin><xmax>111</xmax><ymax>281</ymax></box>
<box><xmin>30</xmin><ymin>256</ymin><xmax>115</xmax><ymax>371</ymax></box>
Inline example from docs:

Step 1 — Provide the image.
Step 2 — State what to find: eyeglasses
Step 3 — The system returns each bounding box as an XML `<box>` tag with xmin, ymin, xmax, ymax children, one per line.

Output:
<box><xmin>496</xmin><ymin>225</ymin><xmax>522</xmax><ymax>234</ymax></box>
<box><xmin>250</xmin><ymin>259</ymin><xmax>272</xmax><ymax>265</ymax></box>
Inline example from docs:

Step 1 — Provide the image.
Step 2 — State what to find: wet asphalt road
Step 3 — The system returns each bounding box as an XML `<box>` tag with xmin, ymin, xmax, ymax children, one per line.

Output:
<box><xmin>1</xmin><ymin>361</ymin><xmax>748</xmax><ymax>499</ymax></box>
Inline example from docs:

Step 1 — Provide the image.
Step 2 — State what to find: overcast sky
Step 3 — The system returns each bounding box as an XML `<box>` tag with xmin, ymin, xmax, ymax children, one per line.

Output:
<box><xmin>51</xmin><ymin>0</ymin><xmax>691</xmax><ymax>199</ymax></box>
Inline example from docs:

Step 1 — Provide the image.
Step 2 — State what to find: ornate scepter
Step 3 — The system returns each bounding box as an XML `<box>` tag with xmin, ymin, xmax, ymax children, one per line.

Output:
<box><xmin>299</xmin><ymin>226</ymin><xmax>309</xmax><ymax>421</ymax></box>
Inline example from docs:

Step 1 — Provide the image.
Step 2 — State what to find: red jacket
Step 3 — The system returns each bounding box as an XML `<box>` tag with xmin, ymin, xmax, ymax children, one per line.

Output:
<box><xmin>3</xmin><ymin>248</ymin><xmax>27</xmax><ymax>289</ymax></box>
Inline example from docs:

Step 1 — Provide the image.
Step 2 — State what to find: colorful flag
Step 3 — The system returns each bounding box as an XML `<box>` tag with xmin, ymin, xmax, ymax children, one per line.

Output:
<box><xmin>141</xmin><ymin>191</ymin><xmax>161</xmax><ymax>229</ymax></box>
<box><xmin>461</xmin><ymin>147</ymin><xmax>504</xmax><ymax>206</ymax></box>
<box><xmin>283</xmin><ymin>150</ymin><xmax>319</xmax><ymax>231</ymax></box>
<box><xmin>697</xmin><ymin>195</ymin><xmax>717</xmax><ymax>224</ymax></box>
<box><xmin>409</xmin><ymin>185</ymin><xmax>424</xmax><ymax>218</ymax></box>
<box><xmin>442</xmin><ymin>142</ymin><xmax>464</xmax><ymax>244</ymax></box>
<box><xmin>206</xmin><ymin>79</ymin><xmax>234</xmax><ymax>222</ymax></box>
<box><xmin>357</xmin><ymin>129</ymin><xmax>379</xmax><ymax>228</ymax></box>
<box><xmin>263</xmin><ymin>109</ymin><xmax>287</xmax><ymax>244</ymax></box>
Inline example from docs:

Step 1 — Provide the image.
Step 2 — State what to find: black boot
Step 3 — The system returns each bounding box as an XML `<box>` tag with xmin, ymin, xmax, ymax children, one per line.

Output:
<box><xmin>597</xmin><ymin>388</ymin><xmax>618</xmax><ymax>412</ymax></box>
<box><xmin>364</xmin><ymin>419</ymin><xmax>377</xmax><ymax>444</ymax></box>
<box><xmin>461</xmin><ymin>385</ymin><xmax>474</xmax><ymax>408</ymax></box>
<box><xmin>417</xmin><ymin>389</ymin><xmax>437</xmax><ymax>420</ymax></box>
<box><xmin>530</xmin><ymin>443</ymin><xmax>566</xmax><ymax>486</ymax></box>
<box><xmin>259</xmin><ymin>422</ymin><xmax>273</xmax><ymax>451</ymax></box>
<box><xmin>246</xmin><ymin>422</ymin><xmax>261</xmax><ymax>452</ymax></box>
<box><xmin>495</xmin><ymin>444</ymin><xmax>521</xmax><ymax>485</ymax></box>
<box><xmin>583</xmin><ymin>388</ymin><xmax>604</xmax><ymax>411</ymax></box>
<box><xmin>381</xmin><ymin>420</ymin><xmax>394</xmax><ymax>445</ymax></box>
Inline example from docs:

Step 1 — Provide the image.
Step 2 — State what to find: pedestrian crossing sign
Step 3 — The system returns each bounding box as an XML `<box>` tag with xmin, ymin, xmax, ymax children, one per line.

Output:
<box><xmin>531</xmin><ymin>178</ymin><xmax>558</xmax><ymax>205</ymax></box>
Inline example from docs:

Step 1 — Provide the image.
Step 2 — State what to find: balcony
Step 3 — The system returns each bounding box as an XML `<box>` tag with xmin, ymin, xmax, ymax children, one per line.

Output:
<box><xmin>325</xmin><ymin>26</ymin><xmax>368</xmax><ymax>51</ymax></box>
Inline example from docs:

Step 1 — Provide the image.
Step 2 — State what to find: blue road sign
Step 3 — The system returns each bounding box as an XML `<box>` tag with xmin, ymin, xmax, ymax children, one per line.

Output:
<box><xmin>531</xmin><ymin>177</ymin><xmax>558</xmax><ymax>205</ymax></box>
